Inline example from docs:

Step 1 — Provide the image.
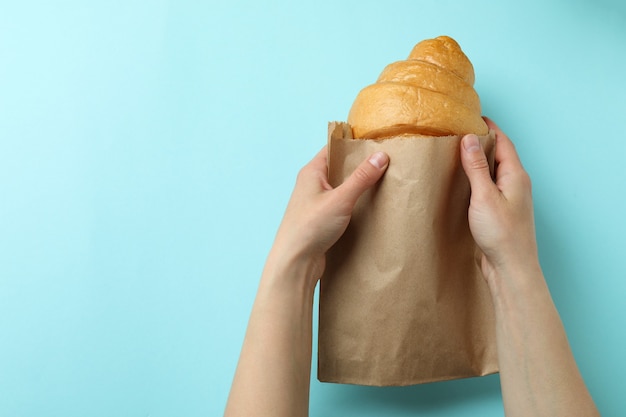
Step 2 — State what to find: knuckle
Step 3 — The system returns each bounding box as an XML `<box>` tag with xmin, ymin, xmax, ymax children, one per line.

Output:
<box><xmin>469</xmin><ymin>155</ymin><xmax>490</xmax><ymax>171</ymax></box>
<box><xmin>518</xmin><ymin>170</ymin><xmax>532</xmax><ymax>191</ymax></box>
<box><xmin>296</xmin><ymin>165</ymin><xmax>310</xmax><ymax>182</ymax></box>
<box><xmin>352</xmin><ymin>165</ymin><xmax>373</xmax><ymax>186</ymax></box>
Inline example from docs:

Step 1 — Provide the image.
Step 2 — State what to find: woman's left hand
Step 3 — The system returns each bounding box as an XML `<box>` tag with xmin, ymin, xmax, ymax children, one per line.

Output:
<box><xmin>271</xmin><ymin>146</ymin><xmax>389</xmax><ymax>286</ymax></box>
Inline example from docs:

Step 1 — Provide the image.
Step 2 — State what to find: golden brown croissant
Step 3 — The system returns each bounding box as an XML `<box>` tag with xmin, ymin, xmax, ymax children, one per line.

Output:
<box><xmin>347</xmin><ymin>36</ymin><xmax>488</xmax><ymax>139</ymax></box>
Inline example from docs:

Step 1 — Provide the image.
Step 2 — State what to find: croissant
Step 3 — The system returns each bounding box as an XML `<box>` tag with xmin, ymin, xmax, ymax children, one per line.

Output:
<box><xmin>347</xmin><ymin>36</ymin><xmax>488</xmax><ymax>139</ymax></box>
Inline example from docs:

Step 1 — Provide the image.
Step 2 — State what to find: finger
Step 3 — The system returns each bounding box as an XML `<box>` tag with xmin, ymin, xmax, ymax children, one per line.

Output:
<box><xmin>484</xmin><ymin>118</ymin><xmax>527</xmax><ymax>188</ymax></box>
<box><xmin>460</xmin><ymin>134</ymin><xmax>497</xmax><ymax>199</ymax></box>
<box><xmin>335</xmin><ymin>151</ymin><xmax>389</xmax><ymax>208</ymax></box>
<box><xmin>297</xmin><ymin>146</ymin><xmax>332</xmax><ymax>190</ymax></box>
<box><xmin>301</xmin><ymin>146</ymin><xmax>328</xmax><ymax>174</ymax></box>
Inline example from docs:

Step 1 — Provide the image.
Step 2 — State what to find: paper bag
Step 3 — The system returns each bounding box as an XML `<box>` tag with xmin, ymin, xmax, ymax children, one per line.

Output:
<box><xmin>318</xmin><ymin>122</ymin><xmax>498</xmax><ymax>386</ymax></box>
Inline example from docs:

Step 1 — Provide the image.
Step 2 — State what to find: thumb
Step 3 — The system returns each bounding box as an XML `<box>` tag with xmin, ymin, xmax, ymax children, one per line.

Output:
<box><xmin>336</xmin><ymin>151</ymin><xmax>389</xmax><ymax>208</ymax></box>
<box><xmin>461</xmin><ymin>134</ymin><xmax>495</xmax><ymax>198</ymax></box>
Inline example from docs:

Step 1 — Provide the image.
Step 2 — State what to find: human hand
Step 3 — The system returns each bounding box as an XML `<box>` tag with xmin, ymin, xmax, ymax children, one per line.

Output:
<box><xmin>460</xmin><ymin>118</ymin><xmax>539</xmax><ymax>285</ymax></box>
<box><xmin>270</xmin><ymin>147</ymin><xmax>389</xmax><ymax>286</ymax></box>
<box><xmin>229</xmin><ymin>147</ymin><xmax>388</xmax><ymax>417</ymax></box>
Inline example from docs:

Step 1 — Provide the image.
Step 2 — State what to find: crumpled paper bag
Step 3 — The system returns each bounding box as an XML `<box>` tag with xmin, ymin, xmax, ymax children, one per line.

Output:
<box><xmin>318</xmin><ymin>121</ymin><xmax>498</xmax><ymax>386</ymax></box>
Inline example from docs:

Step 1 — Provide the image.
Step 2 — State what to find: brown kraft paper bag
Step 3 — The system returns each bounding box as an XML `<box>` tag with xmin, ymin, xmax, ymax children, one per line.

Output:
<box><xmin>318</xmin><ymin>122</ymin><xmax>498</xmax><ymax>386</ymax></box>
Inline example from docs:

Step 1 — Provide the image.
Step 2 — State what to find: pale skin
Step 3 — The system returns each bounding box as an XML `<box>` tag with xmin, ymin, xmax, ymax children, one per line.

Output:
<box><xmin>224</xmin><ymin>118</ymin><xmax>600</xmax><ymax>417</ymax></box>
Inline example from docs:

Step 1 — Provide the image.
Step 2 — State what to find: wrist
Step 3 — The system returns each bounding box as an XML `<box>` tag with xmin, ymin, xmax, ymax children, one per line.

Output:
<box><xmin>261</xmin><ymin>245</ymin><xmax>322</xmax><ymax>298</ymax></box>
<box><xmin>485</xmin><ymin>258</ymin><xmax>548</xmax><ymax>312</ymax></box>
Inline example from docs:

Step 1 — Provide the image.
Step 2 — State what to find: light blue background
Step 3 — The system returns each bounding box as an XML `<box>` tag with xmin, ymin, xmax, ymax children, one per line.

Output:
<box><xmin>1</xmin><ymin>0</ymin><xmax>624</xmax><ymax>415</ymax></box>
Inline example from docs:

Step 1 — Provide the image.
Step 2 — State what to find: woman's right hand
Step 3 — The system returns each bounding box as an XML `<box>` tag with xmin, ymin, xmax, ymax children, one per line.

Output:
<box><xmin>460</xmin><ymin>118</ymin><xmax>540</xmax><ymax>287</ymax></box>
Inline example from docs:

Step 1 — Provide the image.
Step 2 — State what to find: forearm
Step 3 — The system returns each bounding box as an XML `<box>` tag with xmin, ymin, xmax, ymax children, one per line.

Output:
<box><xmin>224</xmin><ymin>250</ymin><xmax>318</xmax><ymax>417</ymax></box>
<box><xmin>490</xmin><ymin>262</ymin><xmax>599</xmax><ymax>417</ymax></box>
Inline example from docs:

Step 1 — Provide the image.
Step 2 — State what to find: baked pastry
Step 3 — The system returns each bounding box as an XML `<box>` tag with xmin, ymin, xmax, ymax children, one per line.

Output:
<box><xmin>347</xmin><ymin>36</ymin><xmax>488</xmax><ymax>139</ymax></box>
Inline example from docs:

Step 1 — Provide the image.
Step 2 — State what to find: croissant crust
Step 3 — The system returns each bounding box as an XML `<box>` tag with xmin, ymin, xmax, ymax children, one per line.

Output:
<box><xmin>348</xmin><ymin>36</ymin><xmax>488</xmax><ymax>139</ymax></box>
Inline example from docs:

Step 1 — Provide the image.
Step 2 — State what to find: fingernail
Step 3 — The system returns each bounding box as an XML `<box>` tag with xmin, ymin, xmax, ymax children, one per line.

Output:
<box><xmin>463</xmin><ymin>134</ymin><xmax>481</xmax><ymax>152</ymax></box>
<box><xmin>368</xmin><ymin>151</ymin><xmax>389</xmax><ymax>169</ymax></box>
